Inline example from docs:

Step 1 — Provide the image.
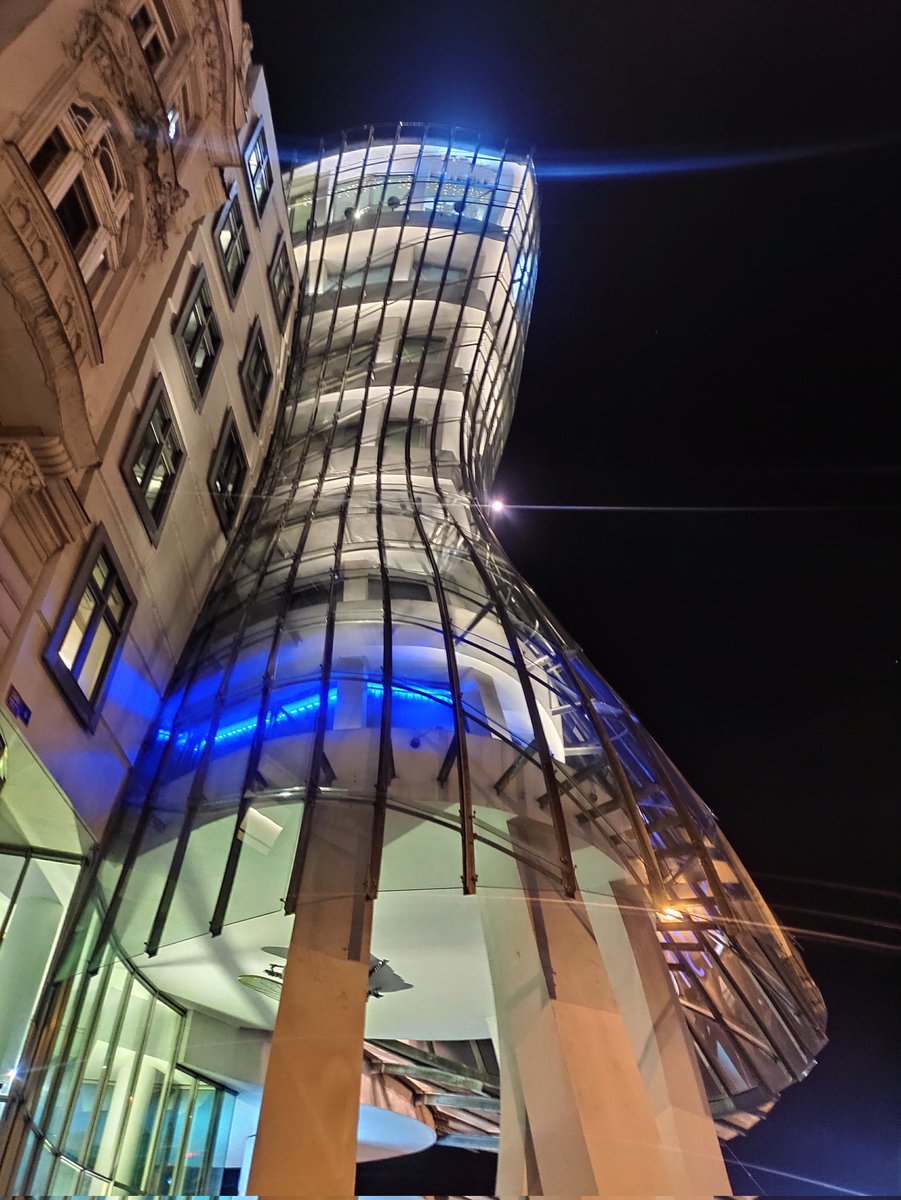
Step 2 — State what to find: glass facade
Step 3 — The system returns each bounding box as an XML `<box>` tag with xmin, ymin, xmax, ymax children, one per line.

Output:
<box><xmin>0</xmin><ymin>123</ymin><xmax>826</xmax><ymax>1192</ymax></box>
<box><xmin>7</xmin><ymin>904</ymin><xmax>234</xmax><ymax>1195</ymax></box>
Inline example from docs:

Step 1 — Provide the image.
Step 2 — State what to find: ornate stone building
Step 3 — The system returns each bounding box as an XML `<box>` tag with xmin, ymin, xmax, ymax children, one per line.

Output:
<box><xmin>0</xmin><ymin>3</ymin><xmax>295</xmax><ymax>1186</ymax></box>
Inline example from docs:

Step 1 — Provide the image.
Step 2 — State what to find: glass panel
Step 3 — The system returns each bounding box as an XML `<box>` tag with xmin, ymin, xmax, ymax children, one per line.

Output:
<box><xmin>89</xmin><ymin>979</ymin><xmax>152</xmax><ymax>1179</ymax></box>
<box><xmin>114</xmin><ymin>998</ymin><xmax>181</xmax><ymax>1190</ymax></box>
<box><xmin>58</xmin><ymin>588</ymin><xmax>95</xmax><ymax>670</ymax></box>
<box><xmin>63</xmin><ymin>960</ymin><xmax>130</xmax><ymax>1161</ymax></box>
<box><xmin>29</xmin><ymin>1139</ymin><xmax>56</xmax><ymax>1195</ymax></box>
<box><xmin>180</xmin><ymin>1082</ymin><xmax>215</xmax><ymax>1192</ymax></box>
<box><xmin>76</xmin><ymin>617</ymin><xmax>113</xmax><ymax>700</ymax></box>
<box><xmin>0</xmin><ymin>856</ymin><xmax>79</xmax><ymax>1099</ymax></box>
<box><xmin>50</xmin><ymin>1156</ymin><xmax>80</xmax><ymax>1193</ymax></box>
<box><xmin>148</xmin><ymin>1068</ymin><xmax>194</xmax><ymax>1193</ymax></box>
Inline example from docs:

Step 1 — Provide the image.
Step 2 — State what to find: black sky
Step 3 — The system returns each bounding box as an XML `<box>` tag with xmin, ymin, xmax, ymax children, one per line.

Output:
<box><xmin>243</xmin><ymin>1</ymin><xmax>900</xmax><ymax>1193</ymax></box>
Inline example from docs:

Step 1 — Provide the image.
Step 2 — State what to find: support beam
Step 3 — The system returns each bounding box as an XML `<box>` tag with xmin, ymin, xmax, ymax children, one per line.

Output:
<box><xmin>492</xmin><ymin>738</ymin><xmax>537</xmax><ymax>794</ymax></box>
<box><xmin>480</xmin><ymin>817</ymin><xmax>694</xmax><ymax>1196</ymax></box>
<box><xmin>248</xmin><ymin>801</ymin><xmax>373</xmax><ymax>1196</ymax></box>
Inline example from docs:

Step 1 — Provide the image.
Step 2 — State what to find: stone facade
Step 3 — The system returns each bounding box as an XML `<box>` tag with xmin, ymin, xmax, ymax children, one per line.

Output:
<box><xmin>0</xmin><ymin>0</ymin><xmax>296</xmax><ymax>837</ymax></box>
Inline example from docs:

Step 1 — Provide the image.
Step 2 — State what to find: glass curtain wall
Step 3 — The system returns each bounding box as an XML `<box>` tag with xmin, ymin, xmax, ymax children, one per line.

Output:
<box><xmin>8</xmin><ymin>903</ymin><xmax>234</xmax><ymax>1197</ymax></box>
<box><xmin>4</xmin><ymin>125</ymin><xmax>828</xmax><ymax>1185</ymax></box>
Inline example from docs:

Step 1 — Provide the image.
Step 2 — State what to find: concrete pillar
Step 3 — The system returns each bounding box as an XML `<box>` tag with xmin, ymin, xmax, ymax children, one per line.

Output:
<box><xmin>248</xmin><ymin>801</ymin><xmax>374</xmax><ymax>1196</ymax></box>
<box><xmin>611</xmin><ymin>880</ymin><xmax>730</xmax><ymax>1194</ymax></box>
<box><xmin>480</xmin><ymin>817</ymin><xmax>679</xmax><ymax>1197</ymax></box>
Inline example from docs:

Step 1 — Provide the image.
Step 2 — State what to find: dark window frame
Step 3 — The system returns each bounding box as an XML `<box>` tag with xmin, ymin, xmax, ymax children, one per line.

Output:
<box><xmin>208</xmin><ymin>410</ymin><xmax>247</xmax><ymax>534</ymax></box>
<box><xmin>267</xmin><ymin>237</ymin><xmax>295</xmax><ymax>329</ymax></box>
<box><xmin>213</xmin><ymin>186</ymin><xmax>250</xmax><ymax>303</ymax></box>
<box><xmin>43</xmin><ymin>526</ymin><xmax>136</xmax><ymax>731</ymax></box>
<box><xmin>121</xmin><ymin>377</ymin><xmax>186</xmax><ymax>544</ymax></box>
<box><xmin>174</xmin><ymin>267</ymin><xmax>222</xmax><ymax>408</ymax></box>
<box><xmin>238</xmin><ymin>319</ymin><xmax>272</xmax><ymax>431</ymax></box>
<box><xmin>244</xmin><ymin>120</ymin><xmax>274</xmax><ymax>219</ymax></box>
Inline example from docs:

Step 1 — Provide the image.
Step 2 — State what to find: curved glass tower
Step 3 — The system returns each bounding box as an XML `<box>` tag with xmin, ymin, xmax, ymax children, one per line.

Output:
<box><xmin>6</xmin><ymin>125</ymin><xmax>826</xmax><ymax>1196</ymax></box>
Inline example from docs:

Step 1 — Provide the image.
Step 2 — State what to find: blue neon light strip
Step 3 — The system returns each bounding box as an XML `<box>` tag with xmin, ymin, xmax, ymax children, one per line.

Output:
<box><xmin>157</xmin><ymin>688</ymin><xmax>338</xmax><ymax>749</ymax></box>
<box><xmin>366</xmin><ymin>682</ymin><xmax>452</xmax><ymax>705</ymax></box>
<box><xmin>156</xmin><ymin>682</ymin><xmax>453</xmax><ymax>750</ymax></box>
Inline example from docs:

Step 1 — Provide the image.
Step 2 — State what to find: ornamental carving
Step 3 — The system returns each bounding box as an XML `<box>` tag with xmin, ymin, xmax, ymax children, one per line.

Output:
<box><xmin>65</xmin><ymin>1</ymin><xmax>186</xmax><ymax>258</ymax></box>
<box><xmin>0</xmin><ymin>440</ymin><xmax>45</xmax><ymax>502</ymax></box>
<box><xmin>191</xmin><ymin>0</ymin><xmax>237</xmax><ymax>147</ymax></box>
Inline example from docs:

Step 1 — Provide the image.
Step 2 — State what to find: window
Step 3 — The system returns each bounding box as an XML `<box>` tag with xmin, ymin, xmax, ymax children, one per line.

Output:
<box><xmin>244</xmin><ymin>123</ymin><xmax>273</xmax><ymax>217</ymax></box>
<box><xmin>130</xmin><ymin>1</ymin><xmax>175</xmax><ymax>72</ymax></box>
<box><xmin>418</xmin><ymin>262</ymin><xmax>469</xmax><ymax>284</ymax></box>
<box><xmin>214</xmin><ymin>191</ymin><xmax>250</xmax><ymax>300</ymax></box>
<box><xmin>122</xmin><ymin>379</ymin><xmax>185</xmax><ymax>542</ymax></box>
<box><xmin>29</xmin><ymin>129</ymin><xmax>67</xmax><ymax>184</ymax></box>
<box><xmin>399</xmin><ymin>335</ymin><xmax>446</xmax><ymax>364</ymax></box>
<box><xmin>175</xmin><ymin>269</ymin><xmax>222</xmax><ymax>405</ymax></box>
<box><xmin>54</xmin><ymin>176</ymin><xmax>98</xmax><ymax>258</ymax></box>
<box><xmin>268</xmin><ymin>240</ymin><xmax>294</xmax><ymax>327</ymax></box>
<box><xmin>25</xmin><ymin>103</ymin><xmax>128</xmax><ymax>286</ymax></box>
<box><xmin>44</xmin><ymin>528</ymin><xmax>135</xmax><ymax>729</ymax></box>
<box><xmin>367</xmin><ymin>577</ymin><xmax>431</xmax><ymax>603</ymax></box>
<box><xmin>239</xmin><ymin>321</ymin><xmax>272</xmax><ymax>429</ymax></box>
<box><xmin>208</xmin><ymin>413</ymin><xmax>247</xmax><ymax>533</ymax></box>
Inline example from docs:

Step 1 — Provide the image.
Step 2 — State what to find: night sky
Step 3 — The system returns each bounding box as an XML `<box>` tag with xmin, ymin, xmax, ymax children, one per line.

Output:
<box><xmin>243</xmin><ymin>1</ymin><xmax>900</xmax><ymax>1193</ymax></box>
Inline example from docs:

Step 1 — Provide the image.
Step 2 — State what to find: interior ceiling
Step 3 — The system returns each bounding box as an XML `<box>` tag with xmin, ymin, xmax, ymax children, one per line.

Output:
<box><xmin>133</xmin><ymin>814</ymin><xmax>497</xmax><ymax>1047</ymax></box>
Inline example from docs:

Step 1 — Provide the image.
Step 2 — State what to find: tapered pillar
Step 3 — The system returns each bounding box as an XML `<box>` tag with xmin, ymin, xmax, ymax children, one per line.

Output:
<box><xmin>480</xmin><ymin>819</ymin><xmax>679</xmax><ymax>1196</ymax></box>
<box><xmin>248</xmin><ymin>801</ymin><xmax>374</xmax><ymax>1196</ymax></box>
<box><xmin>609</xmin><ymin>879</ymin><xmax>731</xmax><ymax>1194</ymax></box>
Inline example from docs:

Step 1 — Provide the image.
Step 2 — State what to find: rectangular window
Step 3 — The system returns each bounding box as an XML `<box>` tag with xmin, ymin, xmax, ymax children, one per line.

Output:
<box><xmin>44</xmin><ymin>528</ymin><xmax>135</xmax><ymax>730</ymax></box>
<box><xmin>244</xmin><ymin>123</ymin><xmax>273</xmax><ymax>217</ymax></box>
<box><xmin>122</xmin><ymin>378</ymin><xmax>186</xmax><ymax>542</ymax></box>
<box><xmin>239</xmin><ymin>321</ymin><xmax>272</xmax><ymax>429</ymax></box>
<box><xmin>268</xmin><ymin>240</ymin><xmax>294</xmax><ymax>327</ymax></box>
<box><xmin>55</xmin><ymin>176</ymin><xmax>98</xmax><ymax>258</ymax></box>
<box><xmin>208</xmin><ymin>412</ymin><xmax>247</xmax><ymax>533</ymax></box>
<box><xmin>368</xmin><ymin>577</ymin><xmax>431</xmax><ymax>602</ymax></box>
<box><xmin>29</xmin><ymin>128</ymin><xmax>68</xmax><ymax>185</ymax></box>
<box><xmin>418</xmin><ymin>262</ymin><xmax>468</xmax><ymax>284</ymax></box>
<box><xmin>175</xmin><ymin>269</ymin><xmax>222</xmax><ymax>406</ymax></box>
<box><xmin>130</xmin><ymin>2</ymin><xmax>173</xmax><ymax>71</ymax></box>
<box><xmin>214</xmin><ymin>191</ymin><xmax>250</xmax><ymax>300</ymax></box>
<box><xmin>399</xmin><ymin>335</ymin><xmax>446</xmax><ymax>364</ymax></box>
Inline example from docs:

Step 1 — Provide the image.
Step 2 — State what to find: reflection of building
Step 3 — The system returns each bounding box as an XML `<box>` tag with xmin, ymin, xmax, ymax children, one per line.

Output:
<box><xmin>0</xmin><ymin>1</ymin><xmax>295</xmax><ymax>1193</ymax></box>
<box><xmin>0</xmin><ymin>90</ymin><xmax>827</xmax><ymax>1200</ymax></box>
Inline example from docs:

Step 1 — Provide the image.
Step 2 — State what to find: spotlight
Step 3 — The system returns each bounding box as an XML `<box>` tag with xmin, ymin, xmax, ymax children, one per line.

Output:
<box><xmin>490</xmin><ymin>498</ymin><xmax>505</xmax><ymax>513</ymax></box>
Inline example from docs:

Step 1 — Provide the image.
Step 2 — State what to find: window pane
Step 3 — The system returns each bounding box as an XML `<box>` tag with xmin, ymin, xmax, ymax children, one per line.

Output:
<box><xmin>55</xmin><ymin>177</ymin><xmax>98</xmax><ymax>257</ymax></box>
<box><xmin>58</xmin><ymin>588</ymin><xmax>96</xmax><ymax>671</ymax></box>
<box><xmin>131</xmin><ymin>6</ymin><xmax>152</xmax><ymax>37</ymax></box>
<box><xmin>75</xmin><ymin>617</ymin><xmax>113</xmax><ymax>700</ymax></box>
<box><xmin>29</xmin><ymin>129</ymin><xmax>67</xmax><ymax>185</ymax></box>
<box><xmin>143</xmin><ymin>34</ymin><xmax>164</xmax><ymax>68</ymax></box>
<box><xmin>182</xmin><ymin>307</ymin><xmax>200</xmax><ymax>346</ymax></box>
<box><xmin>108</xmin><ymin>584</ymin><xmax>127</xmax><ymax>623</ymax></box>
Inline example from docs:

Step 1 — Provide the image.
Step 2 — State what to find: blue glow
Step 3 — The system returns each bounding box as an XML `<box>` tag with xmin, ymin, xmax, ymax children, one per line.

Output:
<box><xmin>366</xmin><ymin>682</ymin><xmax>453</xmax><ymax>705</ymax></box>
<box><xmin>538</xmin><ymin>133</ymin><xmax>899</xmax><ymax>180</ymax></box>
<box><xmin>157</xmin><ymin>688</ymin><xmax>338</xmax><ymax>751</ymax></box>
<box><xmin>156</xmin><ymin>682</ymin><xmax>456</xmax><ymax>755</ymax></box>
